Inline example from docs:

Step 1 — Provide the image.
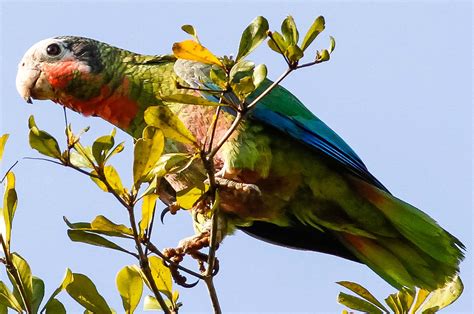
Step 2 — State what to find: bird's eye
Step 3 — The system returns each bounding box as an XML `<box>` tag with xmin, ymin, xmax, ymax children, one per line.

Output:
<box><xmin>46</xmin><ymin>43</ymin><xmax>62</xmax><ymax>56</ymax></box>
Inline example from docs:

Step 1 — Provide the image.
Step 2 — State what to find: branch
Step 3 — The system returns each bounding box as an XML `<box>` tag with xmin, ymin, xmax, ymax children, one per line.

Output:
<box><xmin>126</xmin><ymin>201</ymin><xmax>172</xmax><ymax>314</ymax></box>
<box><xmin>0</xmin><ymin>234</ymin><xmax>32</xmax><ymax>314</ymax></box>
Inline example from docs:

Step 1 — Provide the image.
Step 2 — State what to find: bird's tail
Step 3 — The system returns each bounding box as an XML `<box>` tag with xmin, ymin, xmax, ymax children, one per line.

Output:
<box><xmin>339</xmin><ymin>177</ymin><xmax>465</xmax><ymax>291</ymax></box>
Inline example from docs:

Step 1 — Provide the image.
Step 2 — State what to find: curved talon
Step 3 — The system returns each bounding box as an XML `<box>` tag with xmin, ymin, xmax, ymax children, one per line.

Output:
<box><xmin>180</xmin><ymin>279</ymin><xmax>200</xmax><ymax>288</ymax></box>
<box><xmin>211</xmin><ymin>260</ymin><xmax>220</xmax><ymax>276</ymax></box>
<box><xmin>160</xmin><ymin>207</ymin><xmax>170</xmax><ymax>224</ymax></box>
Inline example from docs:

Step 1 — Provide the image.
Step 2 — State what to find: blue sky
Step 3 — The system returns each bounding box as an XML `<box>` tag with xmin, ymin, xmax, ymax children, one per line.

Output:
<box><xmin>1</xmin><ymin>1</ymin><xmax>472</xmax><ymax>313</ymax></box>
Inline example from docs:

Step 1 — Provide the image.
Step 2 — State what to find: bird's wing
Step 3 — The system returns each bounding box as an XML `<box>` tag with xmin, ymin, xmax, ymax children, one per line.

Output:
<box><xmin>173</xmin><ymin>60</ymin><xmax>388</xmax><ymax>191</ymax></box>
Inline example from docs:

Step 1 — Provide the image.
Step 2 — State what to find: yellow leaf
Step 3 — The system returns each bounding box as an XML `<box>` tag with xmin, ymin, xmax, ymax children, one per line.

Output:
<box><xmin>0</xmin><ymin>134</ymin><xmax>8</xmax><ymax>165</ymax></box>
<box><xmin>176</xmin><ymin>186</ymin><xmax>206</xmax><ymax>210</ymax></box>
<box><xmin>144</xmin><ymin>106</ymin><xmax>197</xmax><ymax>146</ymax></box>
<box><xmin>116</xmin><ymin>266</ymin><xmax>143</xmax><ymax>314</ymax></box>
<box><xmin>139</xmin><ymin>193</ymin><xmax>157</xmax><ymax>235</ymax></box>
<box><xmin>148</xmin><ymin>256</ymin><xmax>173</xmax><ymax>300</ymax></box>
<box><xmin>133</xmin><ymin>127</ymin><xmax>164</xmax><ymax>186</ymax></box>
<box><xmin>172</xmin><ymin>40</ymin><xmax>223</xmax><ymax>67</ymax></box>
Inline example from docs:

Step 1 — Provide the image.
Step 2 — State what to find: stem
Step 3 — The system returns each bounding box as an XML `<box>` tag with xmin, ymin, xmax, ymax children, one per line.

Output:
<box><xmin>0</xmin><ymin>235</ymin><xmax>32</xmax><ymax>313</ymax></box>
<box><xmin>54</xmin><ymin>147</ymin><xmax>172</xmax><ymax>313</ymax></box>
<box><xmin>127</xmin><ymin>202</ymin><xmax>171</xmax><ymax>314</ymax></box>
<box><xmin>206</xmin><ymin>106</ymin><xmax>222</xmax><ymax>154</ymax></box>
<box><xmin>204</xmin><ymin>277</ymin><xmax>221</xmax><ymax>314</ymax></box>
<box><xmin>0</xmin><ymin>160</ymin><xmax>19</xmax><ymax>184</ymax></box>
<box><xmin>207</xmin><ymin>112</ymin><xmax>243</xmax><ymax>159</ymax></box>
<box><xmin>246</xmin><ymin>67</ymin><xmax>293</xmax><ymax>111</ymax></box>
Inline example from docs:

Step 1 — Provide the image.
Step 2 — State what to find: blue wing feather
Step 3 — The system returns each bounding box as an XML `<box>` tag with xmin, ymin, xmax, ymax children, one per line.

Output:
<box><xmin>173</xmin><ymin>60</ymin><xmax>388</xmax><ymax>192</ymax></box>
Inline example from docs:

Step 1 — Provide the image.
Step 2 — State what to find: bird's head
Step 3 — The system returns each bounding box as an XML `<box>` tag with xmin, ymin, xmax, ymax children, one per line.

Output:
<box><xmin>16</xmin><ymin>36</ymin><xmax>142</xmax><ymax>130</ymax></box>
<box><xmin>16</xmin><ymin>36</ymin><xmax>103</xmax><ymax>105</ymax></box>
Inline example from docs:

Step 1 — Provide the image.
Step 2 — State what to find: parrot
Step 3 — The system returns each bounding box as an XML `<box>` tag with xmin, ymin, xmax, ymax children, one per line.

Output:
<box><xmin>16</xmin><ymin>36</ymin><xmax>464</xmax><ymax>291</ymax></box>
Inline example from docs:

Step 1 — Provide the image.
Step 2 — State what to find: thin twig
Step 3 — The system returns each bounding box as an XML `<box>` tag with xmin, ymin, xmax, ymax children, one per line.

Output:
<box><xmin>205</xmin><ymin>106</ymin><xmax>222</xmax><ymax>154</ymax></box>
<box><xmin>267</xmin><ymin>31</ymin><xmax>291</xmax><ymax>67</ymax></box>
<box><xmin>1</xmin><ymin>234</ymin><xmax>32</xmax><ymax>313</ymax></box>
<box><xmin>296</xmin><ymin>59</ymin><xmax>323</xmax><ymax>69</ymax></box>
<box><xmin>246</xmin><ymin>67</ymin><xmax>293</xmax><ymax>111</ymax></box>
<box><xmin>175</xmin><ymin>81</ymin><xmax>225</xmax><ymax>94</ymax></box>
<box><xmin>207</xmin><ymin>112</ymin><xmax>243</xmax><ymax>159</ymax></box>
<box><xmin>0</xmin><ymin>160</ymin><xmax>19</xmax><ymax>183</ymax></box>
<box><xmin>127</xmin><ymin>202</ymin><xmax>172</xmax><ymax>314</ymax></box>
<box><xmin>204</xmin><ymin>276</ymin><xmax>221</xmax><ymax>314</ymax></box>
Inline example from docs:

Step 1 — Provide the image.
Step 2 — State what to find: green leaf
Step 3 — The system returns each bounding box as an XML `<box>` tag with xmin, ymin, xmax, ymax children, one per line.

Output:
<box><xmin>149</xmin><ymin>153</ymin><xmax>195</xmax><ymax>178</ymax></box>
<box><xmin>64</xmin><ymin>217</ymin><xmax>131</xmax><ymax>238</ymax></box>
<box><xmin>144</xmin><ymin>106</ymin><xmax>197</xmax><ymax>146</ymax></box>
<box><xmin>65</xmin><ymin>273</ymin><xmax>112</xmax><ymax>314</ymax></box>
<box><xmin>0</xmin><ymin>134</ymin><xmax>8</xmax><ymax>164</ymax></box>
<box><xmin>1</xmin><ymin>171</ymin><xmax>17</xmax><ymax>248</ymax></box>
<box><xmin>71</xmin><ymin>142</ymin><xmax>96</xmax><ymax>169</ymax></box>
<box><xmin>209</xmin><ymin>68</ymin><xmax>228</xmax><ymax>89</ymax></box>
<box><xmin>41</xmin><ymin>268</ymin><xmax>73</xmax><ymax>313</ymax></box>
<box><xmin>236</xmin><ymin>16</ymin><xmax>269</xmax><ymax>61</ymax></box>
<box><xmin>45</xmin><ymin>298</ymin><xmax>66</xmax><ymax>314</ymax></box>
<box><xmin>229</xmin><ymin>60</ymin><xmax>255</xmax><ymax>83</ymax></box>
<box><xmin>285</xmin><ymin>45</ymin><xmax>304</xmax><ymax>63</ymax></box>
<box><xmin>329</xmin><ymin>35</ymin><xmax>336</xmax><ymax>53</ymax></box>
<box><xmin>91</xmin><ymin>166</ymin><xmax>124</xmax><ymax>195</ymax></box>
<box><xmin>337</xmin><ymin>292</ymin><xmax>383</xmax><ymax>314</ymax></box>
<box><xmin>91</xmin><ymin>215</ymin><xmax>133</xmax><ymax>237</ymax></box>
<box><xmin>0</xmin><ymin>281</ymin><xmax>22</xmax><ymax>312</ymax></box>
<box><xmin>336</xmin><ymin>281</ymin><xmax>388</xmax><ymax>312</ymax></box>
<box><xmin>32</xmin><ymin>277</ymin><xmax>44</xmax><ymax>314</ymax></box>
<box><xmin>181</xmin><ymin>24</ymin><xmax>200</xmax><ymax>43</ymax></box>
<box><xmin>385</xmin><ymin>293</ymin><xmax>403</xmax><ymax>314</ymax></box>
<box><xmin>92</xmin><ymin>131</ymin><xmax>115</xmax><ymax>165</ymax></box>
<box><xmin>148</xmin><ymin>256</ymin><xmax>173</xmax><ymax>300</ymax></box>
<box><xmin>28</xmin><ymin>116</ymin><xmax>61</xmax><ymax>159</ymax></box>
<box><xmin>396</xmin><ymin>288</ymin><xmax>415</xmax><ymax>312</ymax></box>
<box><xmin>176</xmin><ymin>186</ymin><xmax>206</xmax><ymax>210</ymax></box>
<box><xmin>301</xmin><ymin>16</ymin><xmax>325</xmax><ymax>51</ymax></box>
<box><xmin>281</xmin><ymin>16</ymin><xmax>299</xmax><ymax>46</ymax></box>
<box><xmin>172</xmin><ymin>40</ymin><xmax>223</xmax><ymax>67</ymax></box>
<box><xmin>116</xmin><ymin>266</ymin><xmax>143</xmax><ymax>314</ymax></box>
<box><xmin>104</xmin><ymin>142</ymin><xmax>125</xmax><ymax>163</ymax></box>
<box><xmin>9</xmin><ymin>253</ymin><xmax>33</xmax><ymax>311</ymax></box>
<box><xmin>420</xmin><ymin>276</ymin><xmax>463</xmax><ymax>313</ymax></box>
<box><xmin>161</xmin><ymin>94</ymin><xmax>223</xmax><ymax>107</ymax></box>
<box><xmin>67</xmin><ymin>230</ymin><xmax>132</xmax><ymax>255</ymax></box>
<box><xmin>133</xmin><ymin>127</ymin><xmax>164</xmax><ymax>186</ymax></box>
<box><xmin>317</xmin><ymin>49</ymin><xmax>330</xmax><ymax>62</ymax></box>
<box><xmin>69</xmin><ymin>150</ymin><xmax>94</xmax><ymax>168</ymax></box>
<box><xmin>267</xmin><ymin>31</ymin><xmax>288</xmax><ymax>54</ymax></box>
<box><xmin>0</xmin><ymin>303</ymin><xmax>6</xmax><ymax>314</ymax></box>
<box><xmin>229</xmin><ymin>60</ymin><xmax>256</xmax><ymax>99</ymax></box>
<box><xmin>252</xmin><ymin>64</ymin><xmax>267</xmax><ymax>89</ymax></box>
<box><xmin>139</xmin><ymin>193</ymin><xmax>157</xmax><ymax>235</ymax></box>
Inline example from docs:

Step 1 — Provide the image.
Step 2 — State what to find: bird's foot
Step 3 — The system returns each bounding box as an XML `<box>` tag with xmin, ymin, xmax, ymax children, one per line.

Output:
<box><xmin>204</xmin><ymin>176</ymin><xmax>261</xmax><ymax>197</ymax></box>
<box><xmin>163</xmin><ymin>230</ymin><xmax>220</xmax><ymax>275</ymax></box>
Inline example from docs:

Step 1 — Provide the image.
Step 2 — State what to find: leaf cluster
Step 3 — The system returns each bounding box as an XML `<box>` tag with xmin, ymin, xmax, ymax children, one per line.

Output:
<box><xmin>338</xmin><ymin>279</ymin><xmax>463</xmax><ymax>314</ymax></box>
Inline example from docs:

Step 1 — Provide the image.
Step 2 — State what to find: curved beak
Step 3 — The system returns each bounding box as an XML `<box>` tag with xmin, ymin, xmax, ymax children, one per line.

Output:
<box><xmin>16</xmin><ymin>58</ymin><xmax>54</xmax><ymax>104</ymax></box>
<box><xmin>16</xmin><ymin>60</ymin><xmax>40</xmax><ymax>104</ymax></box>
